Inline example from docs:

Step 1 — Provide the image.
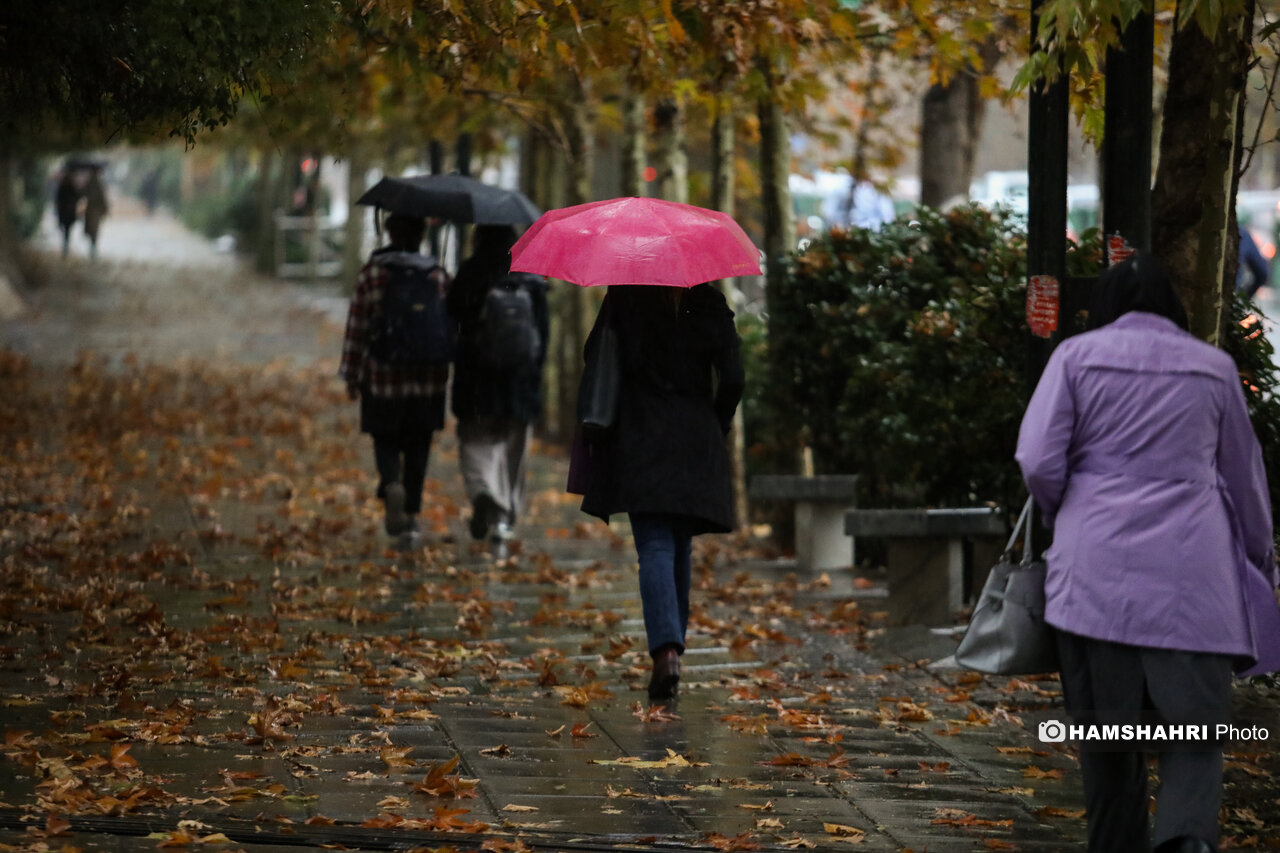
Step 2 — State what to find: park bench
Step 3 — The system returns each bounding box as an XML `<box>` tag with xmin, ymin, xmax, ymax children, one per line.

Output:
<box><xmin>748</xmin><ymin>474</ymin><xmax>860</xmax><ymax>571</ymax></box>
<box><xmin>844</xmin><ymin>507</ymin><xmax>1007</xmax><ymax>626</ymax></box>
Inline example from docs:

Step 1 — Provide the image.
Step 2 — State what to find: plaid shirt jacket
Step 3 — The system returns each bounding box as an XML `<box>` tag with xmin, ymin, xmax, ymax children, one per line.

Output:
<box><xmin>339</xmin><ymin>253</ymin><xmax>452</xmax><ymax>398</ymax></box>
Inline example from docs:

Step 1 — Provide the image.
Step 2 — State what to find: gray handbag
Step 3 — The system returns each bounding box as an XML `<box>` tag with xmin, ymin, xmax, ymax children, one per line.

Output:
<box><xmin>953</xmin><ymin>498</ymin><xmax>1059</xmax><ymax>675</ymax></box>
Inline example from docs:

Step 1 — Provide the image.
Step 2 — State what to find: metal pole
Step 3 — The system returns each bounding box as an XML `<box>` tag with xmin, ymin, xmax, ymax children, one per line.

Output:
<box><xmin>1102</xmin><ymin>12</ymin><xmax>1154</xmax><ymax>262</ymax></box>
<box><xmin>1026</xmin><ymin>14</ymin><xmax>1070</xmax><ymax>391</ymax></box>
<box><xmin>1025</xmin><ymin>14</ymin><xmax>1071</xmax><ymax>557</ymax></box>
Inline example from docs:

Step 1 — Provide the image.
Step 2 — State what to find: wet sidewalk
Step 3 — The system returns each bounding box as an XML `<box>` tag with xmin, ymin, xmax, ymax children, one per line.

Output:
<box><xmin>1</xmin><ymin>209</ymin><xmax>1278</xmax><ymax>852</ymax></box>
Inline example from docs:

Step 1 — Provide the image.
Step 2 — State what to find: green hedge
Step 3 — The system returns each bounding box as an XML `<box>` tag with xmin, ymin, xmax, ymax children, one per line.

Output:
<box><xmin>762</xmin><ymin>205</ymin><xmax>1029</xmax><ymax>513</ymax></box>
<box><xmin>759</xmin><ymin>206</ymin><xmax>1280</xmax><ymax>522</ymax></box>
<box><xmin>1223</xmin><ymin>289</ymin><xmax>1280</xmax><ymax>519</ymax></box>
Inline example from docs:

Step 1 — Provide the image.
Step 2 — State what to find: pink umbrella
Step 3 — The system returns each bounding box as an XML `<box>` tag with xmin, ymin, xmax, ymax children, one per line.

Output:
<box><xmin>509</xmin><ymin>197</ymin><xmax>762</xmax><ymax>287</ymax></box>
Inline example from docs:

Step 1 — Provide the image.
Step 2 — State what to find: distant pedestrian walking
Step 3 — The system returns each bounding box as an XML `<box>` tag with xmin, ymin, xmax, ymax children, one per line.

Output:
<box><xmin>82</xmin><ymin>167</ymin><xmax>109</xmax><ymax>258</ymax></box>
<box><xmin>448</xmin><ymin>225</ymin><xmax>549</xmax><ymax>554</ymax></box>
<box><xmin>340</xmin><ymin>213</ymin><xmax>454</xmax><ymax>544</ymax></box>
<box><xmin>54</xmin><ymin>171</ymin><xmax>80</xmax><ymax>258</ymax></box>
<box><xmin>574</xmin><ymin>284</ymin><xmax>744</xmax><ymax>700</ymax></box>
<box><xmin>1016</xmin><ymin>252</ymin><xmax>1278</xmax><ymax>853</ymax></box>
<box><xmin>1237</xmin><ymin>224</ymin><xmax>1270</xmax><ymax>297</ymax></box>
<box><xmin>140</xmin><ymin>167</ymin><xmax>161</xmax><ymax>217</ymax></box>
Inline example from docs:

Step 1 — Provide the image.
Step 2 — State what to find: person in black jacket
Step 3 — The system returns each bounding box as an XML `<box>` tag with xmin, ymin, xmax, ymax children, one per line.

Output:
<box><xmin>55</xmin><ymin>171</ymin><xmax>80</xmax><ymax>257</ymax></box>
<box><xmin>340</xmin><ymin>214</ymin><xmax>452</xmax><ymax>544</ymax></box>
<box><xmin>448</xmin><ymin>225</ymin><xmax>550</xmax><ymax>553</ymax></box>
<box><xmin>576</xmin><ymin>283</ymin><xmax>744</xmax><ymax>699</ymax></box>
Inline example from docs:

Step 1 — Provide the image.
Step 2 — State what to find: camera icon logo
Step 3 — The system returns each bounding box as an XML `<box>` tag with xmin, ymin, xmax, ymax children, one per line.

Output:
<box><xmin>1038</xmin><ymin>720</ymin><xmax>1068</xmax><ymax>743</ymax></box>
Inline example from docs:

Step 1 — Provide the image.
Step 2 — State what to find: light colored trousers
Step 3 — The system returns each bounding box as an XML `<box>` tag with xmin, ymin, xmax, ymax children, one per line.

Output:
<box><xmin>457</xmin><ymin>418</ymin><xmax>531</xmax><ymax>524</ymax></box>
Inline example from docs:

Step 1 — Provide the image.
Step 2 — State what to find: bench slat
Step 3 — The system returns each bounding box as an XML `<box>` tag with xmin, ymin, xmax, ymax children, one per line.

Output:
<box><xmin>844</xmin><ymin>507</ymin><xmax>1005</xmax><ymax>537</ymax></box>
<box><xmin>748</xmin><ymin>475</ymin><xmax>860</xmax><ymax>501</ymax></box>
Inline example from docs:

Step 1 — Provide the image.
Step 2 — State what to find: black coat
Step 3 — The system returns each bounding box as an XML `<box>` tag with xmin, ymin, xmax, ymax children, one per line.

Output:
<box><xmin>448</xmin><ymin>258</ymin><xmax>549</xmax><ymax>425</ymax></box>
<box><xmin>579</xmin><ymin>284</ymin><xmax>744</xmax><ymax>534</ymax></box>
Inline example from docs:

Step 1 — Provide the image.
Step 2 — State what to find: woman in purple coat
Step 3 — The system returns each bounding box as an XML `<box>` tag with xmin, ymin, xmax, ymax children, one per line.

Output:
<box><xmin>1016</xmin><ymin>253</ymin><xmax>1276</xmax><ymax>853</ymax></box>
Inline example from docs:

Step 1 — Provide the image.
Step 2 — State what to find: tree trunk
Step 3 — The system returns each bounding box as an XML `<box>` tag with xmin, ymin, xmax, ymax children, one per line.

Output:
<box><xmin>711</xmin><ymin>100</ymin><xmax>735</xmax><ymax>215</ymax></box>
<box><xmin>0</xmin><ymin>144</ymin><xmax>15</xmax><ymax>252</ymax></box>
<box><xmin>621</xmin><ymin>87</ymin><xmax>645</xmax><ymax>198</ymax></box>
<box><xmin>758</xmin><ymin>82</ymin><xmax>795</xmax><ymax>302</ymax></box>
<box><xmin>343</xmin><ymin>146</ymin><xmax>368</xmax><ymax>291</ymax></box>
<box><xmin>653</xmin><ymin>97</ymin><xmax>688</xmax><ymax>204</ymax></box>
<box><xmin>1152</xmin><ymin>2</ymin><xmax>1254</xmax><ymax>344</ymax></box>
<box><xmin>556</xmin><ymin>79</ymin><xmax>596</xmax><ymax>444</ymax></box>
<box><xmin>0</xmin><ymin>142</ymin><xmax>27</xmax><ymax>310</ymax></box>
<box><xmin>254</xmin><ymin>148</ymin><xmax>282</xmax><ymax>275</ymax></box>
<box><xmin>919</xmin><ymin>72</ymin><xmax>985</xmax><ymax>209</ymax></box>
<box><xmin>710</xmin><ymin>98</ymin><xmax>748</xmax><ymax>528</ymax></box>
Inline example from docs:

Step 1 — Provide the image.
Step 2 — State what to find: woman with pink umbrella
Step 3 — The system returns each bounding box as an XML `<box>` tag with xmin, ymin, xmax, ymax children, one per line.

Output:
<box><xmin>512</xmin><ymin>197</ymin><xmax>758</xmax><ymax>700</ymax></box>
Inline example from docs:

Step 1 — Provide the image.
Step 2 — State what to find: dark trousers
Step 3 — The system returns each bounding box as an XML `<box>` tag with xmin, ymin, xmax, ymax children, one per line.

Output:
<box><xmin>372</xmin><ymin>431</ymin><xmax>433</xmax><ymax>516</ymax></box>
<box><xmin>1056</xmin><ymin>631</ymin><xmax>1232</xmax><ymax>852</ymax></box>
<box><xmin>629</xmin><ymin>513</ymin><xmax>695</xmax><ymax>655</ymax></box>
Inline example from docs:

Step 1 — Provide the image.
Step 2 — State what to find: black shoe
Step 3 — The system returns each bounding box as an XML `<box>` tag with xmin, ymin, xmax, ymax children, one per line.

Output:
<box><xmin>384</xmin><ymin>483</ymin><xmax>408</xmax><ymax>535</ymax></box>
<box><xmin>1154</xmin><ymin>837</ymin><xmax>1216</xmax><ymax>853</ymax></box>
<box><xmin>647</xmin><ymin>646</ymin><xmax>681</xmax><ymax>700</ymax></box>
<box><xmin>470</xmin><ymin>494</ymin><xmax>498</xmax><ymax>541</ymax></box>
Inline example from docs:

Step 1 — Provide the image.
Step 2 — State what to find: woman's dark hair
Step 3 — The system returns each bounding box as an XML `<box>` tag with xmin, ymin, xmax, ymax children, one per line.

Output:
<box><xmin>474</xmin><ymin>224</ymin><xmax>518</xmax><ymax>256</ymax></box>
<box><xmin>1087</xmin><ymin>251</ymin><xmax>1189</xmax><ymax>331</ymax></box>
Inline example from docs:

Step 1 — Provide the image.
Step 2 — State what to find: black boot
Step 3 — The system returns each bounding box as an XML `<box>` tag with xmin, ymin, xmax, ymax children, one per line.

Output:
<box><xmin>647</xmin><ymin>645</ymin><xmax>681</xmax><ymax>700</ymax></box>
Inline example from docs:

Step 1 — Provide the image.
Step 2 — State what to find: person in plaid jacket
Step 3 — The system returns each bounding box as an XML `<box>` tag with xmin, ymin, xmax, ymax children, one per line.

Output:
<box><xmin>340</xmin><ymin>213</ymin><xmax>452</xmax><ymax>540</ymax></box>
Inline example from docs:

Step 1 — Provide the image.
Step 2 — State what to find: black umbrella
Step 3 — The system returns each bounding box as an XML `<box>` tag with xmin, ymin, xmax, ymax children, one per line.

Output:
<box><xmin>64</xmin><ymin>155</ymin><xmax>108</xmax><ymax>171</ymax></box>
<box><xmin>356</xmin><ymin>174</ymin><xmax>540</xmax><ymax>224</ymax></box>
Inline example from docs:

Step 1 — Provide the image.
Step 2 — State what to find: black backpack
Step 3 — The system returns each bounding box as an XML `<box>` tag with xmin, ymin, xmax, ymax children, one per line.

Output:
<box><xmin>472</xmin><ymin>273</ymin><xmax>541</xmax><ymax>370</ymax></box>
<box><xmin>370</xmin><ymin>251</ymin><xmax>455</xmax><ymax>366</ymax></box>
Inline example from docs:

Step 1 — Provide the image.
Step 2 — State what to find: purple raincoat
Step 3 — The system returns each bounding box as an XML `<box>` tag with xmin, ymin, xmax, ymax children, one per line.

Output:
<box><xmin>1016</xmin><ymin>312</ymin><xmax>1278</xmax><ymax>666</ymax></box>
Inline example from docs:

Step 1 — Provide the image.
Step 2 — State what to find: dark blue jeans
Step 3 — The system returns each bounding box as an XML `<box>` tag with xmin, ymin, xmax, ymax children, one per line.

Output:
<box><xmin>629</xmin><ymin>513</ymin><xmax>695</xmax><ymax>655</ymax></box>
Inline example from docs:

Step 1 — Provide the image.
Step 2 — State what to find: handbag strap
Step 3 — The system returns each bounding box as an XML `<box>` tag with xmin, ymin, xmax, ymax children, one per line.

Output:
<box><xmin>1005</xmin><ymin>496</ymin><xmax>1034</xmax><ymax>556</ymax></box>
